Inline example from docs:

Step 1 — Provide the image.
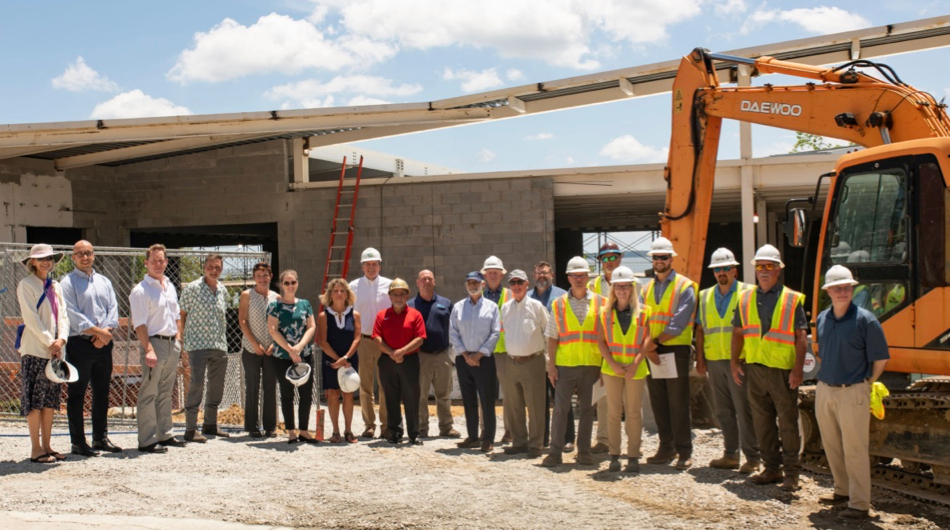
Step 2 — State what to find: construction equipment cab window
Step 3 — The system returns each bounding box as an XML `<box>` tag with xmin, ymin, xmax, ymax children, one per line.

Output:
<box><xmin>828</xmin><ymin>168</ymin><xmax>907</xmax><ymax>266</ymax></box>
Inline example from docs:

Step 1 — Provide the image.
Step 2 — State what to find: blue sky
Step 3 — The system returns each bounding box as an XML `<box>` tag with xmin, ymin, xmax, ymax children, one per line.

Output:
<box><xmin>2</xmin><ymin>1</ymin><xmax>949</xmax><ymax>172</ymax></box>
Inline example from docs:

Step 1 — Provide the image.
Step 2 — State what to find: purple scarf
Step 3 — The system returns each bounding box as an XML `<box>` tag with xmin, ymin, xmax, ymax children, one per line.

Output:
<box><xmin>43</xmin><ymin>277</ymin><xmax>58</xmax><ymax>326</ymax></box>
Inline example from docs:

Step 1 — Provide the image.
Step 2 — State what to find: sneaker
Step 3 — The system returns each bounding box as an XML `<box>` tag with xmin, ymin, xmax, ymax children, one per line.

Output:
<box><xmin>839</xmin><ymin>508</ymin><xmax>869</xmax><ymax>520</ymax></box>
<box><xmin>541</xmin><ymin>454</ymin><xmax>563</xmax><ymax>467</ymax></box>
<box><xmin>709</xmin><ymin>455</ymin><xmax>740</xmax><ymax>470</ymax></box>
<box><xmin>591</xmin><ymin>442</ymin><xmax>610</xmax><ymax>454</ymax></box>
<box><xmin>184</xmin><ymin>430</ymin><xmax>207</xmax><ymax>443</ymax></box>
<box><xmin>674</xmin><ymin>457</ymin><xmax>692</xmax><ymax>470</ymax></box>
<box><xmin>751</xmin><ymin>470</ymin><xmax>784</xmax><ymax>485</ymax></box>
<box><xmin>819</xmin><ymin>493</ymin><xmax>850</xmax><ymax>505</ymax></box>
<box><xmin>739</xmin><ymin>460</ymin><xmax>761</xmax><ymax>474</ymax></box>
<box><xmin>576</xmin><ymin>452</ymin><xmax>594</xmax><ymax>465</ymax></box>
<box><xmin>624</xmin><ymin>458</ymin><xmax>640</xmax><ymax>473</ymax></box>
<box><xmin>608</xmin><ymin>456</ymin><xmax>621</xmax><ymax>472</ymax></box>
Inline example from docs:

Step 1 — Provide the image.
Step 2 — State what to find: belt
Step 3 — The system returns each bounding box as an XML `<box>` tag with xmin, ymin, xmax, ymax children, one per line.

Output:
<box><xmin>822</xmin><ymin>380</ymin><xmax>866</xmax><ymax>388</ymax></box>
<box><xmin>511</xmin><ymin>351</ymin><xmax>544</xmax><ymax>364</ymax></box>
<box><xmin>420</xmin><ymin>348</ymin><xmax>448</xmax><ymax>355</ymax></box>
<box><xmin>71</xmin><ymin>335</ymin><xmax>95</xmax><ymax>342</ymax></box>
<box><xmin>150</xmin><ymin>335</ymin><xmax>176</xmax><ymax>341</ymax></box>
<box><xmin>362</xmin><ymin>334</ymin><xmax>373</xmax><ymax>338</ymax></box>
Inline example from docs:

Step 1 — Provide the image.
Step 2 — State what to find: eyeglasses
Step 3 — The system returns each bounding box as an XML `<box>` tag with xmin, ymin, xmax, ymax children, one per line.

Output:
<box><xmin>713</xmin><ymin>266</ymin><xmax>733</xmax><ymax>273</ymax></box>
<box><xmin>282</xmin><ymin>280</ymin><xmax>298</xmax><ymax>286</ymax></box>
<box><xmin>755</xmin><ymin>263</ymin><xmax>778</xmax><ymax>271</ymax></box>
<box><xmin>601</xmin><ymin>255</ymin><xmax>620</xmax><ymax>263</ymax></box>
<box><xmin>652</xmin><ymin>255</ymin><xmax>671</xmax><ymax>261</ymax></box>
<box><xmin>74</xmin><ymin>251</ymin><xmax>94</xmax><ymax>258</ymax></box>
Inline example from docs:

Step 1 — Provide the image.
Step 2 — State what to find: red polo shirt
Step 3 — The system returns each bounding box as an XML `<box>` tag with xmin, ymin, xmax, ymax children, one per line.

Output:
<box><xmin>372</xmin><ymin>306</ymin><xmax>426</xmax><ymax>355</ymax></box>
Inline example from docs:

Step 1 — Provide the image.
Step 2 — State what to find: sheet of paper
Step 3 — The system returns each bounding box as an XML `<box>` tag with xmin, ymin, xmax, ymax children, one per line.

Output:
<box><xmin>591</xmin><ymin>378</ymin><xmax>607</xmax><ymax>406</ymax></box>
<box><xmin>647</xmin><ymin>353</ymin><xmax>677</xmax><ymax>379</ymax></box>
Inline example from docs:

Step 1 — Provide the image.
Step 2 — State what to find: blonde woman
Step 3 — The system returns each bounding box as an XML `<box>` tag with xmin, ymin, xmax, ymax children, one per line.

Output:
<box><xmin>267</xmin><ymin>270</ymin><xmax>317</xmax><ymax>444</ymax></box>
<box><xmin>317</xmin><ymin>278</ymin><xmax>361</xmax><ymax>444</ymax></box>
<box><xmin>16</xmin><ymin>244</ymin><xmax>70</xmax><ymax>463</ymax></box>
<box><xmin>596</xmin><ymin>266</ymin><xmax>658</xmax><ymax>473</ymax></box>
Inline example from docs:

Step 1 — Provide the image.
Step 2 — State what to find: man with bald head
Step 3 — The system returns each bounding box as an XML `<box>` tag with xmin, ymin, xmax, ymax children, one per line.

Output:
<box><xmin>60</xmin><ymin>240</ymin><xmax>122</xmax><ymax>455</ymax></box>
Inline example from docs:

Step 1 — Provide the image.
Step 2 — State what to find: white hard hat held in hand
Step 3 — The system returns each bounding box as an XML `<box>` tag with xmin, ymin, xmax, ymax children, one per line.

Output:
<box><xmin>286</xmin><ymin>362</ymin><xmax>312</xmax><ymax>387</ymax></box>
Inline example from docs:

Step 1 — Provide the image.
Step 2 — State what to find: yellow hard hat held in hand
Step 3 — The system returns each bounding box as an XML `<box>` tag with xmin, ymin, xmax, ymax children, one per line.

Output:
<box><xmin>870</xmin><ymin>381</ymin><xmax>890</xmax><ymax>420</ymax></box>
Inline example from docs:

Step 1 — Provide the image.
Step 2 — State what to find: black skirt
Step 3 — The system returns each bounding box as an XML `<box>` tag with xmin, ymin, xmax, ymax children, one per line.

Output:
<box><xmin>20</xmin><ymin>354</ymin><xmax>62</xmax><ymax>415</ymax></box>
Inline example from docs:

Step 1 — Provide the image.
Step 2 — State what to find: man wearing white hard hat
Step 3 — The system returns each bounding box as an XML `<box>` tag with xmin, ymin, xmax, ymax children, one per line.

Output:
<box><xmin>642</xmin><ymin>237</ymin><xmax>697</xmax><ymax>471</ymax></box>
<box><xmin>695</xmin><ymin>248</ymin><xmax>760</xmax><ymax>473</ymax></box>
<box><xmin>730</xmin><ymin>244</ymin><xmax>808</xmax><ymax>491</ymax></box>
<box><xmin>814</xmin><ymin>265</ymin><xmax>889</xmax><ymax>520</ymax></box>
<box><xmin>542</xmin><ymin>256</ymin><xmax>606</xmax><ymax>467</ymax></box>
<box><xmin>481</xmin><ymin>255</ymin><xmax>513</xmax><ymax>444</ymax></box>
<box><xmin>349</xmin><ymin>247</ymin><xmax>392</xmax><ymax>439</ymax></box>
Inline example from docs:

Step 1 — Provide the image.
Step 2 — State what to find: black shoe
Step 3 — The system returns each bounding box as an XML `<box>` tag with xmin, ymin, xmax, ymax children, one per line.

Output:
<box><xmin>301</xmin><ymin>437</ymin><xmax>320</xmax><ymax>445</ymax></box>
<box><xmin>158</xmin><ymin>437</ymin><xmax>186</xmax><ymax>448</ymax></box>
<box><xmin>248</xmin><ymin>430</ymin><xmax>263</xmax><ymax>438</ymax></box>
<box><xmin>409</xmin><ymin>438</ymin><xmax>424</xmax><ymax>446</ymax></box>
<box><xmin>503</xmin><ymin>446</ymin><xmax>528</xmax><ymax>455</ymax></box>
<box><xmin>92</xmin><ymin>438</ymin><xmax>123</xmax><ymax>453</ymax></box>
<box><xmin>70</xmin><ymin>444</ymin><xmax>98</xmax><ymax>457</ymax></box>
<box><xmin>138</xmin><ymin>443</ymin><xmax>168</xmax><ymax>454</ymax></box>
<box><xmin>264</xmin><ymin>430</ymin><xmax>277</xmax><ymax>438</ymax></box>
<box><xmin>387</xmin><ymin>436</ymin><xmax>401</xmax><ymax>444</ymax></box>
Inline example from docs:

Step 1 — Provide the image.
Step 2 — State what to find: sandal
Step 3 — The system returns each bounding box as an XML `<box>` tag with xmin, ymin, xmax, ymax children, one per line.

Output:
<box><xmin>30</xmin><ymin>454</ymin><xmax>55</xmax><ymax>464</ymax></box>
<box><xmin>345</xmin><ymin>432</ymin><xmax>358</xmax><ymax>444</ymax></box>
<box><xmin>46</xmin><ymin>451</ymin><xmax>67</xmax><ymax>461</ymax></box>
<box><xmin>330</xmin><ymin>433</ymin><xmax>343</xmax><ymax>444</ymax></box>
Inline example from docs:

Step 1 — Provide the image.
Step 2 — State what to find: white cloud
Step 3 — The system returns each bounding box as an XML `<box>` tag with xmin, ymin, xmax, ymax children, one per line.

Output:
<box><xmin>265</xmin><ymin>75</ymin><xmax>423</xmax><ymax>108</ymax></box>
<box><xmin>524</xmin><ymin>132</ymin><xmax>554</xmax><ymax>140</ymax></box>
<box><xmin>167</xmin><ymin>13</ymin><xmax>397</xmax><ymax>83</ymax></box>
<box><xmin>52</xmin><ymin>56</ymin><xmax>118</xmax><ymax>92</ymax></box>
<box><xmin>715</xmin><ymin>0</ymin><xmax>747</xmax><ymax>16</ymax></box>
<box><xmin>742</xmin><ymin>6</ymin><xmax>871</xmax><ymax>35</ymax></box>
<box><xmin>506</xmin><ymin>68</ymin><xmax>525</xmax><ymax>81</ymax></box>
<box><xmin>442</xmin><ymin>68</ymin><xmax>504</xmax><ymax>93</ymax></box>
<box><xmin>599</xmin><ymin>135</ymin><xmax>668</xmax><ymax>163</ymax></box>
<box><xmin>476</xmin><ymin>148</ymin><xmax>496</xmax><ymax>163</ymax></box>
<box><xmin>566</xmin><ymin>156</ymin><xmax>575</xmax><ymax>164</ymax></box>
<box><xmin>90</xmin><ymin>90</ymin><xmax>192</xmax><ymax>119</ymax></box>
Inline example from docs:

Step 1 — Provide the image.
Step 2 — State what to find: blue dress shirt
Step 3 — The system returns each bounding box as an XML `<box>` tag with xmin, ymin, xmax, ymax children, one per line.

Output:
<box><xmin>449</xmin><ymin>296</ymin><xmax>500</xmax><ymax>358</ymax></box>
<box><xmin>60</xmin><ymin>268</ymin><xmax>119</xmax><ymax>337</ymax></box>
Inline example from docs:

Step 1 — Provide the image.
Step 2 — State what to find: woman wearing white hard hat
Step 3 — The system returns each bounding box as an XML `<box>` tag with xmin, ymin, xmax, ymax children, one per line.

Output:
<box><xmin>16</xmin><ymin>244</ymin><xmax>71</xmax><ymax>463</ymax></box>
<box><xmin>595</xmin><ymin>266</ymin><xmax>659</xmax><ymax>473</ymax></box>
<box><xmin>267</xmin><ymin>270</ymin><xmax>318</xmax><ymax>444</ymax></box>
<box><xmin>317</xmin><ymin>278</ymin><xmax>361</xmax><ymax>444</ymax></box>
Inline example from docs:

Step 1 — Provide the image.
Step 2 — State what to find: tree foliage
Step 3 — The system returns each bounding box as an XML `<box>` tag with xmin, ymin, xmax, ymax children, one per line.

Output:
<box><xmin>790</xmin><ymin>132</ymin><xmax>853</xmax><ymax>153</ymax></box>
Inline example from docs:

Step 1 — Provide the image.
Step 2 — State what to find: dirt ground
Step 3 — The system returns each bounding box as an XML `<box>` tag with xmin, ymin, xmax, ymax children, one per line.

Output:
<box><xmin>0</xmin><ymin>407</ymin><xmax>947</xmax><ymax>530</ymax></box>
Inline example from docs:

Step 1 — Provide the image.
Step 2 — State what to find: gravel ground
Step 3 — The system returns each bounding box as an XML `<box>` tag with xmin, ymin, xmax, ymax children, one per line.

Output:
<box><xmin>0</xmin><ymin>409</ymin><xmax>947</xmax><ymax>530</ymax></box>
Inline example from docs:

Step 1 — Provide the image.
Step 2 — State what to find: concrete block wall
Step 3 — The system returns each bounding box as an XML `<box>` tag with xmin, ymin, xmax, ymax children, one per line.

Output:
<box><xmin>0</xmin><ymin>157</ymin><xmax>77</xmax><ymax>243</ymax></box>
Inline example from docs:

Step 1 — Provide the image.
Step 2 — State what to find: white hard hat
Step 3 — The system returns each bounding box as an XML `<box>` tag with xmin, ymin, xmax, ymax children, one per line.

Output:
<box><xmin>481</xmin><ymin>256</ymin><xmax>506</xmax><ymax>275</ymax></box>
<box><xmin>847</xmin><ymin>250</ymin><xmax>870</xmax><ymax>263</ymax></box>
<box><xmin>285</xmin><ymin>362</ymin><xmax>312</xmax><ymax>387</ymax></box>
<box><xmin>831</xmin><ymin>241</ymin><xmax>852</xmax><ymax>258</ymax></box>
<box><xmin>752</xmin><ymin>244</ymin><xmax>784</xmax><ymax>268</ymax></box>
<box><xmin>337</xmin><ymin>366</ymin><xmax>361</xmax><ymax>393</ymax></box>
<box><xmin>646</xmin><ymin>237</ymin><xmax>678</xmax><ymax>257</ymax></box>
<box><xmin>822</xmin><ymin>265</ymin><xmax>859</xmax><ymax>289</ymax></box>
<box><xmin>361</xmin><ymin>247</ymin><xmax>382</xmax><ymax>263</ymax></box>
<box><xmin>566</xmin><ymin>256</ymin><xmax>591</xmax><ymax>274</ymax></box>
<box><xmin>45</xmin><ymin>357</ymin><xmax>79</xmax><ymax>384</ymax></box>
<box><xmin>708</xmin><ymin>247</ymin><xmax>740</xmax><ymax>268</ymax></box>
<box><xmin>610</xmin><ymin>266</ymin><xmax>636</xmax><ymax>284</ymax></box>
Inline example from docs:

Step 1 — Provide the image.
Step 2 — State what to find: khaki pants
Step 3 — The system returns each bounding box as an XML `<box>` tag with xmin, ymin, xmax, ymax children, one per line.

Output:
<box><xmin>184</xmin><ymin>349</ymin><xmax>227</xmax><ymax>430</ymax></box>
<box><xmin>137</xmin><ymin>337</ymin><xmax>180</xmax><ymax>447</ymax></box>
<box><xmin>503</xmin><ymin>354</ymin><xmax>547</xmax><ymax>450</ymax></box>
<box><xmin>357</xmin><ymin>337</ymin><xmax>387</xmax><ymax>431</ymax></box>
<box><xmin>816</xmin><ymin>381</ymin><xmax>872</xmax><ymax>511</ymax></box>
<box><xmin>595</xmin><ymin>394</ymin><xmax>609</xmax><ymax>445</ymax></box>
<box><xmin>707</xmin><ymin>359</ymin><xmax>760</xmax><ymax>462</ymax></box>
<box><xmin>603</xmin><ymin>373</ymin><xmax>646</xmax><ymax>458</ymax></box>
<box><xmin>549</xmin><ymin>365</ymin><xmax>601</xmax><ymax>455</ymax></box>
<box><xmin>418</xmin><ymin>350</ymin><xmax>454</xmax><ymax>435</ymax></box>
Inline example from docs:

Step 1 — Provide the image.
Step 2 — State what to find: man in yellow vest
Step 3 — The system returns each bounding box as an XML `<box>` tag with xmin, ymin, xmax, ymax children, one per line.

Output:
<box><xmin>642</xmin><ymin>237</ymin><xmax>697</xmax><ymax>470</ymax></box>
<box><xmin>587</xmin><ymin>242</ymin><xmax>626</xmax><ymax>454</ymax></box>
<box><xmin>731</xmin><ymin>244</ymin><xmax>808</xmax><ymax>491</ymax></box>
<box><xmin>695</xmin><ymin>248</ymin><xmax>761</xmax><ymax>474</ymax></box>
<box><xmin>482</xmin><ymin>255</ymin><xmax>512</xmax><ymax>444</ymax></box>
<box><xmin>541</xmin><ymin>256</ymin><xmax>605</xmax><ymax>467</ymax></box>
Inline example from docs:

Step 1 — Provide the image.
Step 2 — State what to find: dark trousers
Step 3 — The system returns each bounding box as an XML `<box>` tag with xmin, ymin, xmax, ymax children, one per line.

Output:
<box><xmin>646</xmin><ymin>344</ymin><xmax>693</xmax><ymax>458</ymax></box>
<box><xmin>273</xmin><ymin>355</ymin><xmax>314</xmax><ymax>431</ymax></box>
<box><xmin>378</xmin><ymin>353</ymin><xmax>421</xmax><ymax>440</ymax></box>
<box><xmin>544</xmin><ymin>377</ymin><xmax>574</xmax><ymax>446</ymax></box>
<box><xmin>66</xmin><ymin>336</ymin><xmax>113</xmax><ymax>445</ymax></box>
<box><xmin>242</xmin><ymin>349</ymin><xmax>277</xmax><ymax>432</ymax></box>
<box><xmin>456</xmin><ymin>355</ymin><xmax>497</xmax><ymax>441</ymax></box>
<box><xmin>746</xmin><ymin>362</ymin><xmax>801</xmax><ymax>475</ymax></box>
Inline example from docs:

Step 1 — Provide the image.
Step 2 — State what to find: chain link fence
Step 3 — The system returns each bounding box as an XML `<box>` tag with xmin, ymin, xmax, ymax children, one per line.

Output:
<box><xmin>0</xmin><ymin>243</ymin><xmax>287</xmax><ymax>427</ymax></box>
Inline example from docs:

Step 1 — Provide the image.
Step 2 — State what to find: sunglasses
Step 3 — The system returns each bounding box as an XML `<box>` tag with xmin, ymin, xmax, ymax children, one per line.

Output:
<box><xmin>509</xmin><ymin>279</ymin><xmax>527</xmax><ymax>285</ymax></box>
<box><xmin>601</xmin><ymin>255</ymin><xmax>620</xmax><ymax>263</ymax></box>
<box><xmin>36</xmin><ymin>256</ymin><xmax>55</xmax><ymax>262</ymax></box>
<box><xmin>755</xmin><ymin>263</ymin><xmax>778</xmax><ymax>271</ymax></box>
<box><xmin>652</xmin><ymin>255</ymin><xmax>671</xmax><ymax>261</ymax></box>
<box><xmin>713</xmin><ymin>266</ymin><xmax>733</xmax><ymax>273</ymax></box>
<box><xmin>74</xmin><ymin>251</ymin><xmax>94</xmax><ymax>258</ymax></box>
<box><xmin>282</xmin><ymin>280</ymin><xmax>298</xmax><ymax>286</ymax></box>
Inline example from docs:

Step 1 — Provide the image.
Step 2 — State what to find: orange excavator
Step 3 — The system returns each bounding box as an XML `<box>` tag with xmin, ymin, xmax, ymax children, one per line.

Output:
<box><xmin>663</xmin><ymin>48</ymin><xmax>950</xmax><ymax>501</ymax></box>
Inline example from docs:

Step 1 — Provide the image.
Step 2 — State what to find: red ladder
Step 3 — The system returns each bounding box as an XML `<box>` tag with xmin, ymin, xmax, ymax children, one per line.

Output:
<box><xmin>319</xmin><ymin>156</ymin><xmax>364</xmax><ymax>307</ymax></box>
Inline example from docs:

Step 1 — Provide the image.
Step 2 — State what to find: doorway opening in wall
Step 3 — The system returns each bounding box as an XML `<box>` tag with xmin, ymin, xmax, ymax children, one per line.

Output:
<box><xmin>26</xmin><ymin>226</ymin><xmax>83</xmax><ymax>246</ymax></box>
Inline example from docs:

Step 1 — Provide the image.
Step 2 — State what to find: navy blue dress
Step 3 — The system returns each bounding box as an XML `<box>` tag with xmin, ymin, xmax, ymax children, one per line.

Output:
<box><xmin>322</xmin><ymin>307</ymin><xmax>358</xmax><ymax>391</ymax></box>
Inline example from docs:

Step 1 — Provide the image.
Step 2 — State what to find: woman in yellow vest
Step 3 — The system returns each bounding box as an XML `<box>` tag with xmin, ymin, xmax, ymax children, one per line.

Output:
<box><xmin>596</xmin><ymin>266</ymin><xmax>659</xmax><ymax>473</ymax></box>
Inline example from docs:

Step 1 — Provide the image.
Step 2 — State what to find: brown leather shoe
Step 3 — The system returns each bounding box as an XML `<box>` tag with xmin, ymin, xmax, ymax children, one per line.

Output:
<box><xmin>819</xmin><ymin>493</ymin><xmax>849</xmax><ymax>505</ymax></box>
<box><xmin>503</xmin><ymin>446</ymin><xmax>528</xmax><ymax>455</ymax></box>
<box><xmin>184</xmin><ymin>430</ymin><xmax>207</xmax><ymax>443</ymax></box>
<box><xmin>500</xmin><ymin>431</ymin><xmax>513</xmax><ymax>444</ymax></box>
<box><xmin>710</xmin><ymin>455</ymin><xmax>740</xmax><ymax>470</ymax></box>
<box><xmin>576</xmin><ymin>452</ymin><xmax>594</xmax><ymax>465</ymax></box>
<box><xmin>527</xmin><ymin>447</ymin><xmax>544</xmax><ymax>458</ymax></box>
<box><xmin>591</xmin><ymin>442</ymin><xmax>610</xmax><ymax>454</ymax></box>
<box><xmin>360</xmin><ymin>428</ymin><xmax>376</xmax><ymax>439</ymax></box>
<box><xmin>750</xmin><ymin>469</ymin><xmax>784</xmax><ymax>485</ymax></box>
<box><xmin>839</xmin><ymin>508</ymin><xmax>869</xmax><ymax>520</ymax></box>
<box><xmin>780</xmin><ymin>474</ymin><xmax>800</xmax><ymax>491</ymax></box>
<box><xmin>457</xmin><ymin>437</ymin><xmax>481</xmax><ymax>449</ymax></box>
<box><xmin>739</xmin><ymin>460</ymin><xmax>761</xmax><ymax>474</ymax></box>
<box><xmin>646</xmin><ymin>451</ymin><xmax>676</xmax><ymax>465</ymax></box>
<box><xmin>440</xmin><ymin>429</ymin><xmax>462</xmax><ymax>438</ymax></box>
<box><xmin>201</xmin><ymin>425</ymin><xmax>229</xmax><ymax>438</ymax></box>
<box><xmin>674</xmin><ymin>457</ymin><xmax>692</xmax><ymax>470</ymax></box>
<box><xmin>541</xmin><ymin>453</ymin><xmax>562</xmax><ymax>467</ymax></box>
<box><xmin>480</xmin><ymin>441</ymin><xmax>494</xmax><ymax>453</ymax></box>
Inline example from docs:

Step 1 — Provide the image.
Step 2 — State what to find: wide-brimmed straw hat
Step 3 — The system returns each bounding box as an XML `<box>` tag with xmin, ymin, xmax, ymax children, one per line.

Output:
<box><xmin>21</xmin><ymin>244</ymin><xmax>64</xmax><ymax>266</ymax></box>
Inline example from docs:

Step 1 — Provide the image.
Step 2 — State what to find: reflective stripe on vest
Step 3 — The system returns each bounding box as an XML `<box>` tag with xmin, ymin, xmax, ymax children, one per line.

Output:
<box><xmin>552</xmin><ymin>294</ymin><xmax>605</xmax><ymax>367</ymax></box>
<box><xmin>600</xmin><ymin>307</ymin><xmax>650</xmax><ymax>379</ymax></box>
<box><xmin>644</xmin><ymin>274</ymin><xmax>697</xmax><ymax>345</ymax></box>
<box><xmin>700</xmin><ymin>282</ymin><xmax>749</xmax><ymax>361</ymax></box>
<box><xmin>491</xmin><ymin>287</ymin><xmax>510</xmax><ymax>354</ymax></box>
<box><xmin>738</xmin><ymin>286</ymin><xmax>805</xmax><ymax>370</ymax></box>
<box><xmin>588</xmin><ymin>275</ymin><xmax>608</xmax><ymax>297</ymax></box>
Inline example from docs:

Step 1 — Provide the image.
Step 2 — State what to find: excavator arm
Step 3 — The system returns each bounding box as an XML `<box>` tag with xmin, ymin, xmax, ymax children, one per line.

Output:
<box><xmin>662</xmin><ymin>48</ymin><xmax>950</xmax><ymax>281</ymax></box>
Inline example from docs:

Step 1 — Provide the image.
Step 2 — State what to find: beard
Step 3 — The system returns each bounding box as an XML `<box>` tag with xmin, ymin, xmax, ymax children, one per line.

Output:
<box><xmin>467</xmin><ymin>287</ymin><xmax>482</xmax><ymax>296</ymax></box>
<box><xmin>534</xmin><ymin>278</ymin><xmax>550</xmax><ymax>290</ymax></box>
<box><xmin>717</xmin><ymin>276</ymin><xmax>729</xmax><ymax>285</ymax></box>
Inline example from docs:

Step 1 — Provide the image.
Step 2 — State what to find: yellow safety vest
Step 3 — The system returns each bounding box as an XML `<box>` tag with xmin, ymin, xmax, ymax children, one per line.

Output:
<box><xmin>737</xmin><ymin>286</ymin><xmax>805</xmax><ymax>370</ymax></box>
<box><xmin>600</xmin><ymin>306</ymin><xmax>651</xmax><ymax>379</ymax></box>
<box><xmin>488</xmin><ymin>287</ymin><xmax>510</xmax><ymax>354</ymax></box>
<box><xmin>884</xmin><ymin>284</ymin><xmax>905</xmax><ymax>313</ymax></box>
<box><xmin>552</xmin><ymin>293</ymin><xmax>605</xmax><ymax>367</ymax></box>
<box><xmin>699</xmin><ymin>282</ymin><xmax>750</xmax><ymax>361</ymax></box>
<box><xmin>588</xmin><ymin>275</ymin><xmax>608</xmax><ymax>297</ymax></box>
<box><xmin>643</xmin><ymin>274</ymin><xmax>697</xmax><ymax>345</ymax></box>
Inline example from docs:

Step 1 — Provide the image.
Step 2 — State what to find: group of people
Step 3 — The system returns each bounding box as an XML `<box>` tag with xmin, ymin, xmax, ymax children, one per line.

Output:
<box><xmin>15</xmin><ymin>238</ymin><xmax>888</xmax><ymax>520</ymax></box>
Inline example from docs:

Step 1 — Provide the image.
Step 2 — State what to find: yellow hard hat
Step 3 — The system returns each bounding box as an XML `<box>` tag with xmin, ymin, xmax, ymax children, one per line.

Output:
<box><xmin>389</xmin><ymin>278</ymin><xmax>410</xmax><ymax>293</ymax></box>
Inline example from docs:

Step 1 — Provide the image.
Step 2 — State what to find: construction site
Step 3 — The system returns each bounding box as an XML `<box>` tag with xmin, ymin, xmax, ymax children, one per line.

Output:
<box><xmin>3</xmin><ymin>10</ymin><xmax>950</xmax><ymax>530</ymax></box>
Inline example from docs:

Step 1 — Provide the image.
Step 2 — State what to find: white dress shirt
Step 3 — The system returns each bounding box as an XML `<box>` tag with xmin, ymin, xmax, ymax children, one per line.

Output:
<box><xmin>350</xmin><ymin>275</ymin><xmax>391</xmax><ymax>334</ymax></box>
<box><xmin>129</xmin><ymin>275</ymin><xmax>180</xmax><ymax>337</ymax></box>
<box><xmin>500</xmin><ymin>296</ymin><xmax>549</xmax><ymax>357</ymax></box>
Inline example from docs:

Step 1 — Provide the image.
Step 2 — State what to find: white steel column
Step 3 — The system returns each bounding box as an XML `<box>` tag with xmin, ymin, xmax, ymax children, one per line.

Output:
<box><xmin>739</xmin><ymin>65</ymin><xmax>756</xmax><ymax>283</ymax></box>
